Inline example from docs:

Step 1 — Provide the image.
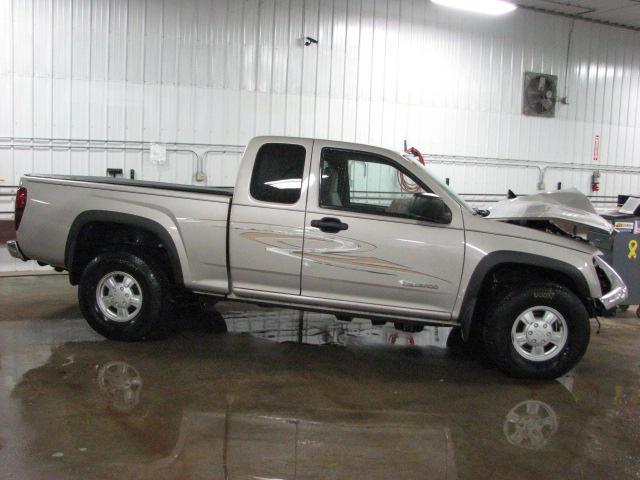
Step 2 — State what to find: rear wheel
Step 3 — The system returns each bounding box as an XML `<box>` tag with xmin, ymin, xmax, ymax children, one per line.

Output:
<box><xmin>78</xmin><ymin>250</ymin><xmax>172</xmax><ymax>341</ymax></box>
<box><xmin>482</xmin><ymin>283</ymin><xmax>590</xmax><ymax>379</ymax></box>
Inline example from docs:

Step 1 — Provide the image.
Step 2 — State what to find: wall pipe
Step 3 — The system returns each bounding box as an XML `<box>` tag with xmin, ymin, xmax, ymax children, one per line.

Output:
<box><xmin>3</xmin><ymin>138</ymin><xmax>640</xmax><ymax>192</ymax></box>
<box><xmin>423</xmin><ymin>153</ymin><xmax>640</xmax><ymax>192</ymax></box>
<box><xmin>540</xmin><ymin>164</ymin><xmax>640</xmax><ymax>186</ymax></box>
<box><xmin>423</xmin><ymin>152</ymin><xmax>640</xmax><ymax>171</ymax></box>
<box><xmin>199</xmin><ymin>148</ymin><xmax>245</xmax><ymax>181</ymax></box>
<box><xmin>0</xmin><ymin>136</ymin><xmax>245</xmax><ymax>149</ymax></box>
<box><xmin>423</xmin><ymin>155</ymin><xmax>543</xmax><ymax>177</ymax></box>
<box><xmin>0</xmin><ymin>143</ymin><xmax>201</xmax><ymax>183</ymax></box>
<box><xmin>0</xmin><ymin>138</ymin><xmax>245</xmax><ymax>183</ymax></box>
<box><xmin>0</xmin><ymin>144</ymin><xmax>199</xmax><ymax>158</ymax></box>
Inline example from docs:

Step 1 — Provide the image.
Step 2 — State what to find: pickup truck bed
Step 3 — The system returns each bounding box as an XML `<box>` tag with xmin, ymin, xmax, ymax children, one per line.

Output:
<box><xmin>26</xmin><ymin>174</ymin><xmax>235</xmax><ymax>197</ymax></box>
<box><xmin>16</xmin><ymin>173</ymin><xmax>234</xmax><ymax>294</ymax></box>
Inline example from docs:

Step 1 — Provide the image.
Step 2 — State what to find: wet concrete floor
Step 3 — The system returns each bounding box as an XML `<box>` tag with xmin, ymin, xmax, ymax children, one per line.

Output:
<box><xmin>1</xmin><ymin>275</ymin><xmax>640</xmax><ymax>479</ymax></box>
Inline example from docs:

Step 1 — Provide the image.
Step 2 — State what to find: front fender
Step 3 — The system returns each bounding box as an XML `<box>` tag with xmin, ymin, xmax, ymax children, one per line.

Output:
<box><xmin>457</xmin><ymin>250</ymin><xmax>595</xmax><ymax>340</ymax></box>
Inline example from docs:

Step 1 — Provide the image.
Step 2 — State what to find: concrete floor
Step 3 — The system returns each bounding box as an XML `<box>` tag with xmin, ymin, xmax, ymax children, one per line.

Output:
<box><xmin>1</xmin><ymin>276</ymin><xmax>640</xmax><ymax>479</ymax></box>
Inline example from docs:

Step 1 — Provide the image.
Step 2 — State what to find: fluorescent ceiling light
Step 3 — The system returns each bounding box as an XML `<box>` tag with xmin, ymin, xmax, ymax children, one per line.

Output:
<box><xmin>431</xmin><ymin>0</ymin><xmax>517</xmax><ymax>15</ymax></box>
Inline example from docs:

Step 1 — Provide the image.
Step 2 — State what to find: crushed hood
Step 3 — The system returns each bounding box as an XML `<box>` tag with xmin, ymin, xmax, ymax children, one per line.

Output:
<box><xmin>487</xmin><ymin>188</ymin><xmax>613</xmax><ymax>236</ymax></box>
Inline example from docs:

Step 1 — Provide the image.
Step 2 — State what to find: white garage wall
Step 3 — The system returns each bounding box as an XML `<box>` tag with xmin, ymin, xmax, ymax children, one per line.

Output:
<box><xmin>1</xmin><ymin>0</ymin><xmax>640</xmax><ymax>197</ymax></box>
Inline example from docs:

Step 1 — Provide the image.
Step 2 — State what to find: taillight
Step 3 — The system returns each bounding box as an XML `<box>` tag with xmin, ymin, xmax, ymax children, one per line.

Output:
<box><xmin>14</xmin><ymin>186</ymin><xmax>27</xmax><ymax>230</ymax></box>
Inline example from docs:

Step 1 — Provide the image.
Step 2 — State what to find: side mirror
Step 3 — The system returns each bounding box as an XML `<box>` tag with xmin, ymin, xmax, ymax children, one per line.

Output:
<box><xmin>409</xmin><ymin>193</ymin><xmax>452</xmax><ymax>224</ymax></box>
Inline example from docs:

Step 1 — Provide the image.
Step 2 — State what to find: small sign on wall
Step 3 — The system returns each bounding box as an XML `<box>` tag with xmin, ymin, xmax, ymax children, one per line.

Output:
<box><xmin>150</xmin><ymin>143</ymin><xmax>167</xmax><ymax>165</ymax></box>
<box><xmin>593</xmin><ymin>135</ymin><xmax>600</xmax><ymax>161</ymax></box>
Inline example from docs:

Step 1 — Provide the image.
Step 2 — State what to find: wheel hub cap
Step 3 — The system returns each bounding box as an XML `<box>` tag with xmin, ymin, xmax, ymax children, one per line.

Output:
<box><xmin>511</xmin><ymin>306</ymin><xmax>568</xmax><ymax>362</ymax></box>
<box><xmin>525</xmin><ymin>322</ymin><xmax>552</xmax><ymax>346</ymax></box>
<box><xmin>503</xmin><ymin>400</ymin><xmax>558</xmax><ymax>450</ymax></box>
<box><xmin>98</xmin><ymin>361</ymin><xmax>143</xmax><ymax>412</ymax></box>
<box><xmin>96</xmin><ymin>271</ymin><xmax>143</xmax><ymax>322</ymax></box>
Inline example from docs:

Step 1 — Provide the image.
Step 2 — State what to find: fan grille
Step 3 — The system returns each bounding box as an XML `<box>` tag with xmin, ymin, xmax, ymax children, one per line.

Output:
<box><xmin>523</xmin><ymin>72</ymin><xmax>558</xmax><ymax>118</ymax></box>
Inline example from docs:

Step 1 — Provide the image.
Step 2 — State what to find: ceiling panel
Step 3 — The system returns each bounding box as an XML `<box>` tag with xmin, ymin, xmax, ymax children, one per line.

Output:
<box><xmin>512</xmin><ymin>0</ymin><xmax>640</xmax><ymax>29</ymax></box>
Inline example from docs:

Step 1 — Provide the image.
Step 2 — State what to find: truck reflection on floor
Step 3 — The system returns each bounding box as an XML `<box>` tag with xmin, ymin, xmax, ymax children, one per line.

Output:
<box><xmin>96</xmin><ymin>359</ymin><xmax>560</xmax><ymax>463</ymax></box>
<box><xmin>218</xmin><ymin>308</ymin><xmax>452</xmax><ymax>348</ymax></box>
<box><xmin>11</xmin><ymin>308</ymin><xmax>583</xmax><ymax>480</ymax></box>
<box><xmin>111</xmin><ymin>407</ymin><xmax>459</xmax><ymax>479</ymax></box>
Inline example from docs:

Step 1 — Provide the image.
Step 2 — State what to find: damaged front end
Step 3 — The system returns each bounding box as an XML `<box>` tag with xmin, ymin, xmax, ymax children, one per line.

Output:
<box><xmin>487</xmin><ymin>189</ymin><xmax>628</xmax><ymax>312</ymax></box>
<box><xmin>487</xmin><ymin>189</ymin><xmax>614</xmax><ymax>241</ymax></box>
<box><xmin>593</xmin><ymin>255</ymin><xmax>628</xmax><ymax>311</ymax></box>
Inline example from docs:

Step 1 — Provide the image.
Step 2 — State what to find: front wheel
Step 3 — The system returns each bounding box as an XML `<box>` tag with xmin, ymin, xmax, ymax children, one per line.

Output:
<box><xmin>482</xmin><ymin>284</ymin><xmax>590</xmax><ymax>379</ymax></box>
<box><xmin>78</xmin><ymin>250</ymin><xmax>172</xmax><ymax>341</ymax></box>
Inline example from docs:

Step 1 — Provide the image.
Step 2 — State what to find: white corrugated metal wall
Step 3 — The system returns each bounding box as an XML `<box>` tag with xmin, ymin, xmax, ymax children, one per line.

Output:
<box><xmin>2</xmin><ymin>0</ymin><xmax>640</xmax><ymax>271</ymax></box>
<box><xmin>2</xmin><ymin>0</ymin><xmax>640</xmax><ymax>192</ymax></box>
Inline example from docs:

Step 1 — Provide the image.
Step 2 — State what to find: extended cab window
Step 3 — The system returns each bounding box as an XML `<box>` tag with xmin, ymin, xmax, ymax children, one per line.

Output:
<box><xmin>250</xmin><ymin>143</ymin><xmax>306</xmax><ymax>204</ymax></box>
<box><xmin>319</xmin><ymin>148</ymin><xmax>451</xmax><ymax>223</ymax></box>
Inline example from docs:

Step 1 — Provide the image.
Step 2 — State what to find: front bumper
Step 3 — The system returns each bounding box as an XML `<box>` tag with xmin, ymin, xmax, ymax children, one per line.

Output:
<box><xmin>594</xmin><ymin>256</ymin><xmax>628</xmax><ymax>310</ymax></box>
<box><xmin>6</xmin><ymin>240</ymin><xmax>28</xmax><ymax>262</ymax></box>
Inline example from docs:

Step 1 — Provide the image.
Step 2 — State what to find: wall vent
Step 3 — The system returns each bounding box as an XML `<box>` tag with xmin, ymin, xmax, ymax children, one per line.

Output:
<box><xmin>523</xmin><ymin>72</ymin><xmax>558</xmax><ymax>117</ymax></box>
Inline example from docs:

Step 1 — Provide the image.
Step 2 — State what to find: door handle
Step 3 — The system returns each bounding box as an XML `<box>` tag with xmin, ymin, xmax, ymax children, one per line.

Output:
<box><xmin>310</xmin><ymin>217</ymin><xmax>349</xmax><ymax>233</ymax></box>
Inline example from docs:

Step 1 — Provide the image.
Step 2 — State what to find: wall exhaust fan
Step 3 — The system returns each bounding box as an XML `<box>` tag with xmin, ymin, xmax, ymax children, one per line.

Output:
<box><xmin>523</xmin><ymin>72</ymin><xmax>557</xmax><ymax>118</ymax></box>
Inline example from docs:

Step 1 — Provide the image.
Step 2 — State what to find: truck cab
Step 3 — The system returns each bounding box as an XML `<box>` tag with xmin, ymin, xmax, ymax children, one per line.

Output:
<box><xmin>229</xmin><ymin>137</ymin><xmax>464</xmax><ymax>324</ymax></box>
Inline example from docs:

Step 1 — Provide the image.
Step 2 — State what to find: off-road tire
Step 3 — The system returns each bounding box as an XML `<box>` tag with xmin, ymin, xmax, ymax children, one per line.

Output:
<box><xmin>482</xmin><ymin>283</ymin><xmax>590</xmax><ymax>379</ymax></box>
<box><xmin>78</xmin><ymin>250</ymin><xmax>172</xmax><ymax>341</ymax></box>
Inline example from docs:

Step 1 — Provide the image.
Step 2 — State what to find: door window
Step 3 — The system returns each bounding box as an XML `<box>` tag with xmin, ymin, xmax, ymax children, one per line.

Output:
<box><xmin>319</xmin><ymin>148</ymin><xmax>451</xmax><ymax>223</ymax></box>
<box><xmin>250</xmin><ymin>143</ymin><xmax>306</xmax><ymax>204</ymax></box>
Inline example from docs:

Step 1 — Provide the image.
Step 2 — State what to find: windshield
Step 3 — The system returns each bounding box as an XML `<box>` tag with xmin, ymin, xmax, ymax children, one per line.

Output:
<box><xmin>423</xmin><ymin>165</ymin><xmax>474</xmax><ymax>213</ymax></box>
<box><xmin>430</xmin><ymin>171</ymin><xmax>474</xmax><ymax>212</ymax></box>
<box><xmin>399</xmin><ymin>152</ymin><xmax>475</xmax><ymax>213</ymax></box>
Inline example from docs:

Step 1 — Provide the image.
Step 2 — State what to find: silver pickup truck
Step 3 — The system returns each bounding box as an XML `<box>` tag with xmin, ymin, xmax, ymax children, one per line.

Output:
<box><xmin>8</xmin><ymin>136</ymin><xmax>628</xmax><ymax>378</ymax></box>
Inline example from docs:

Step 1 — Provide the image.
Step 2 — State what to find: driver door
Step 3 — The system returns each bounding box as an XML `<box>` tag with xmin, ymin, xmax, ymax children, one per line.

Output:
<box><xmin>301</xmin><ymin>142</ymin><xmax>464</xmax><ymax>318</ymax></box>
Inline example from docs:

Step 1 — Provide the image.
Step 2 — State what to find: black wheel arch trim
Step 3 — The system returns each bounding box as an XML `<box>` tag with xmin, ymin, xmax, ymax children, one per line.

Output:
<box><xmin>65</xmin><ymin>210</ymin><xmax>184</xmax><ymax>286</ymax></box>
<box><xmin>459</xmin><ymin>251</ymin><xmax>592</xmax><ymax>339</ymax></box>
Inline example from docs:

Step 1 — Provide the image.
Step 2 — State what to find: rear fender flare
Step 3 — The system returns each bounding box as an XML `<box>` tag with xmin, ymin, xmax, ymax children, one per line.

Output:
<box><xmin>65</xmin><ymin>210</ymin><xmax>184</xmax><ymax>286</ymax></box>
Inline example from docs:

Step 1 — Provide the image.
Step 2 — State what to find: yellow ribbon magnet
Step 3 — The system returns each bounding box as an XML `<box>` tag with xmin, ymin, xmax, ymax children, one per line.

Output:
<box><xmin>628</xmin><ymin>240</ymin><xmax>638</xmax><ymax>259</ymax></box>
